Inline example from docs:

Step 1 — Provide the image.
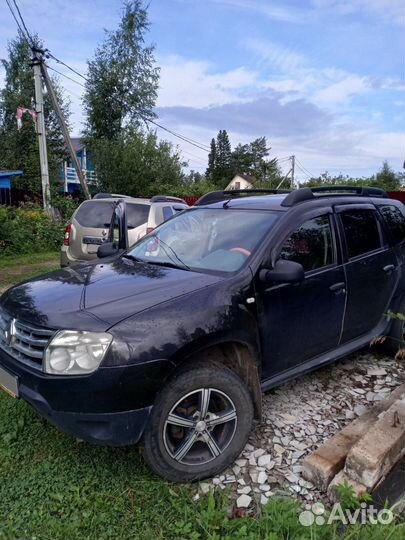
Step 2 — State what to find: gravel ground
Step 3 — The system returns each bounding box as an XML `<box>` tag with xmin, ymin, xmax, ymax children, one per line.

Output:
<box><xmin>196</xmin><ymin>352</ymin><xmax>405</xmax><ymax>509</ymax></box>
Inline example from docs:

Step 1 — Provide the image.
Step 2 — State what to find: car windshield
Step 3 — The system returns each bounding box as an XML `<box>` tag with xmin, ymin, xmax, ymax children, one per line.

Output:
<box><xmin>127</xmin><ymin>208</ymin><xmax>280</xmax><ymax>274</ymax></box>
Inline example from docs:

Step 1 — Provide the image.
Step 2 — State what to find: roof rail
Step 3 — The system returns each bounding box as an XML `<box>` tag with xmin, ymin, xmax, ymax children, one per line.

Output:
<box><xmin>281</xmin><ymin>185</ymin><xmax>388</xmax><ymax>207</ymax></box>
<box><xmin>93</xmin><ymin>192</ymin><xmax>132</xmax><ymax>200</ymax></box>
<box><xmin>195</xmin><ymin>189</ymin><xmax>291</xmax><ymax>206</ymax></box>
<box><xmin>150</xmin><ymin>195</ymin><xmax>187</xmax><ymax>204</ymax></box>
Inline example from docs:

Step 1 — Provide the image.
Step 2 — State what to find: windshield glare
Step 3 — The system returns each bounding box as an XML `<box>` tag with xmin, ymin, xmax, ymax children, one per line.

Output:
<box><xmin>127</xmin><ymin>208</ymin><xmax>279</xmax><ymax>274</ymax></box>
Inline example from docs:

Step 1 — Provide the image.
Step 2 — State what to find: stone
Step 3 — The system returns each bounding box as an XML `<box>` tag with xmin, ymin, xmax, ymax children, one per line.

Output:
<box><xmin>237</xmin><ymin>486</ymin><xmax>251</xmax><ymax>495</ymax></box>
<box><xmin>368</xmin><ymin>368</ymin><xmax>387</xmax><ymax>377</ymax></box>
<box><xmin>257</xmin><ymin>471</ymin><xmax>268</xmax><ymax>485</ymax></box>
<box><xmin>274</xmin><ymin>444</ymin><xmax>285</xmax><ymax>455</ymax></box>
<box><xmin>259</xmin><ymin>484</ymin><xmax>271</xmax><ymax>491</ymax></box>
<box><xmin>302</xmin><ymin>384</ymin><xmax>405</xmax><ymax>491</ymax></box>
<box><xmin>328</xmin><ymin>471</ymin><xmax>368</xmax><ymax>503</ymax></box>
<box><xmin>345</xmin><ymin>398</ymin><xmax>405</xmax><ymax>489</ymax></box>
<box><xmin>199</xmin><ymin>483</ymin><xmax>212</xmax><ymax>494</ymax></box>
<box><xmin>236</xmin><ymin>494</ymin><xmax>252</xmax><ymax>508</ymax></box>
<box><xmin>257</xmin><ymin>454</ymin><xmax>272</xmax><ymax>467</ymax></box>
<box><xmin>260</xmin><ymin>495</ymin><xmax>269</xmax><ymax>505</ymax></box>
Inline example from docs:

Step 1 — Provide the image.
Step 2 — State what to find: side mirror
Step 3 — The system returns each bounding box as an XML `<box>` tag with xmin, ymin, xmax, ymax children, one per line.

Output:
<box><xmin>260</xmin><ymin>259</ymin><xmax>304</xmax><ymax>285</ymax></box>
<box><xmin>97</xmin><ymin>242</ymin><xmax>119</xmax><ymax>259</ymax></box>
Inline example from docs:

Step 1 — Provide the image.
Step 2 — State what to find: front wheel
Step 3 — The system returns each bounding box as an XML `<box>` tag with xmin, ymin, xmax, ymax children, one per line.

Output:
<box><xmin>143</xmin><ymin>364</ymin><xmax>254</xmax><ymax>483</ymax></box>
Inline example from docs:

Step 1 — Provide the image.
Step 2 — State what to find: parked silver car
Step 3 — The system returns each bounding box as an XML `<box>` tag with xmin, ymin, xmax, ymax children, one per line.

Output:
<box><xmin>61</xmin><ymin>194</ymin><xmax>188</xmax><ymax>267</ymax></box>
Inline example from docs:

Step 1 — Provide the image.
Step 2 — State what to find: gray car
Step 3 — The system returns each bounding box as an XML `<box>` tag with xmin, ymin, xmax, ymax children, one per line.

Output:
<box><xmin>61</xmin><ymin>195</ymin><xmax>188</xmax><ymax>267</ymax></box>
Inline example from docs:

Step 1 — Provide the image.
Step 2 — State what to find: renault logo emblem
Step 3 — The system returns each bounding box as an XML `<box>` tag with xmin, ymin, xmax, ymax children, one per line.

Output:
<box><xmin>5</xmin><ymin>319</ymin><xmax>16</xmax><ymax>347</ymax></box>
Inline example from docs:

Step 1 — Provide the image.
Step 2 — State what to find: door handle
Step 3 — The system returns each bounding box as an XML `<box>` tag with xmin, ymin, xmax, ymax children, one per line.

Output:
<box><xmin>383</xmin><ymin>264</ymin><xmax>395</xmax><ymax>273</ymax></box>
<box><xmin>329</xmin><ymin>282</ymin><xmax>346</xmax><ymax>294</ymax></box>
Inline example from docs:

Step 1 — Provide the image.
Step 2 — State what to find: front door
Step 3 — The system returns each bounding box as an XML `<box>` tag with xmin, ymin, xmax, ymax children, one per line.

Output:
<box><xmin>258</xmin><ymin>214</ymin><xmax>346</xmax><ymax>379</ymax></box>
<box><xmin>337</xmin><ymin>206</ymin><xmax>399</xmax><ymax>342</ymax></box>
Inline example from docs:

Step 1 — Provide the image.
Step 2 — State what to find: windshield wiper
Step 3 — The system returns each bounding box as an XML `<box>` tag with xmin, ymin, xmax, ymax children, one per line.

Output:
<box><xmin>157</xmin><ymin>239</ymin><xmax>191</xmax><ymax>271</ymax></box>
<box><xmin>121</xmin><ymin>253</ymin><xmax>145</xmax><ymax>263</ymax></box>
<box><xmin>149</xmin><ymin>260</ymin><xmax>190</xmax><ymax>271</ymax></box>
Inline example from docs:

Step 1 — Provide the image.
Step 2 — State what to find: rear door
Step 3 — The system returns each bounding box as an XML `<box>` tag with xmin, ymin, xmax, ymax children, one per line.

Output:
<box><xmin>70</xmin><ymin>200</ymin><xmax>115</xmax><ymax>260</ymax></box>
<box><xmin>337</xmin><ymin>205</ymin><xmax>400</xmax><ymax>342</ymax></box>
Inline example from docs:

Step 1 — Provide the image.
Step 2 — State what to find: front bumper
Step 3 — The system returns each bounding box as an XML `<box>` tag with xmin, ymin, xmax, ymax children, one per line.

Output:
<box><xmin>0</xmin><ymin>348</ymin><xmax>172</xmax><ymax>446</ymax></box>
<box><xmin>22</xmin><ymin>382</ymin><xmax>151</xmax><ymax>446</ymax></box>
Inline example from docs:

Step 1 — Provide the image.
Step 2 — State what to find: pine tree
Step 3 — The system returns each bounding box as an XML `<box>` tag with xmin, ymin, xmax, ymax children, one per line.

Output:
<box><xmin>206</xmin><ymin>138</ymin><xmax>217</xmax><ymax>179</ymax></box>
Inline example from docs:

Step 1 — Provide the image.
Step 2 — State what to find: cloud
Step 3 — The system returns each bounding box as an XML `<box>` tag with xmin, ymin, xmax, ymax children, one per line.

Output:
<box><xmin>183</xmin><ymin>0</ymin><xmax>313</xmax><ymax>24</ymax></box>
<box><xmin>157</xmin><ymin>55</ymin><xmax>258</xmax><ymax>108</ymax></box>
<box><xmin>311</xmin><ymin>0</ymin><xmax>405</xmax><ymax>25</ymax></box>
<box><xmin>314</xmin><ymin>75</ymin><xmax>369</xmax><ymax>105</ymax></box>
<box><xmin>157</xmin><ymin>93</ymin><xmax>331</xmax><ymax>137</ymax></box>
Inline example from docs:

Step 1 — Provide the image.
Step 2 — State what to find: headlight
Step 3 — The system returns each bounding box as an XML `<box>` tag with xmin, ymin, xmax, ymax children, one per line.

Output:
<box><xmin>44</xmin><ymin>330</ymin><xmax>112</xmax><ymax>375</ymax></box>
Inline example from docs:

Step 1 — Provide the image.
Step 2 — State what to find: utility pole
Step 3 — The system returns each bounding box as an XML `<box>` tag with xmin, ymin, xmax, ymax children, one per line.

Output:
<box><xmin>32</xmin><ymin>50</ymin><xmax>51</xmax><ymax>213</ymax></box>
<box><xmin>291</xmin><ymin>155</ymin><xmax>295</xmax><ymax>189</ymax></box>
<box><xmin>40</xmin><ymin>61</ymin><xmax>91</xmax><ymax>200</ymax></box>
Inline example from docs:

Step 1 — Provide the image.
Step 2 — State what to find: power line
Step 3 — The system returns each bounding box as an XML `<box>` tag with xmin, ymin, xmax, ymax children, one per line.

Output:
<box><xmin>4</xmin><ymin>0</ymin><xmax>29</xmax><ymax>43</ymax></box>
<box><xmin>47</xmin><ymin>52</ymin><xmax>88</xmax><ymax>82</ymax></box>
<box><xmin>11</xmin><ymin>0</ymin><xmax>35</xmax><ymax>46</ymax></box>
<box><xmin>295</xmin><ymin>158</ymin><xmax>315</xmax><ymax>178</ymax></box>
<box><xmin>46</xmin><ymin>64</ymin><xmax>86</xmax><ymax>89</ymax></box>
<box><xmin>144</xmin><ymin>118</ymin><xmax>210</xmax><ymax>152</ymax></box>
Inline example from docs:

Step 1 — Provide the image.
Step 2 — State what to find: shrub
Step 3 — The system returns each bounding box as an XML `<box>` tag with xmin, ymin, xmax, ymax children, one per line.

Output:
<box><xmin>0</xmin><ymin>206</ymin><xmax>65</xmax><ymax>256</ymax></box>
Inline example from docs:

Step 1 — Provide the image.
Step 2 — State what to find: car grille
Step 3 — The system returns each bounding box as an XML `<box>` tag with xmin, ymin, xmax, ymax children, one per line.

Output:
<box><xmin>0</xmin><ymin>307</ymin><xmax>55</xmax><ymax>370</ymax></box>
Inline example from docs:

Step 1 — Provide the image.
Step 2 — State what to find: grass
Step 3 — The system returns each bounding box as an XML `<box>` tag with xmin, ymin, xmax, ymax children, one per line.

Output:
<box><xmin>1</xmin><ymin>257</ymin><xmax>405</xmax><ymax>539</ymax></box>
<box><xmin>0</xmin><ymin>251</ymin><xmax>60</xmax><ymax>291</ymax></box>
<box><xmin>0</xmin><ymin>251</ymin><xmax>60</xmax><ymax>269</ymax></box>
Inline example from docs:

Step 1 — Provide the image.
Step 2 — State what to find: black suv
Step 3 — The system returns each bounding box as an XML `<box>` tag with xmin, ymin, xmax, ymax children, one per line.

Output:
<box><xmin>1</xmin><ymin>186</ymin><xmax>405</xmax><ymax>482</ymax></box>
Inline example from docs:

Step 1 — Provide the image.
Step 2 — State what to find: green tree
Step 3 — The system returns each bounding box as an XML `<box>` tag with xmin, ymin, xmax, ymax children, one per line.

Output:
<box><xmin>302</xmin><ymin>162</ymin><xmax>402</xmax><ymax>191</ymax></box>
<box><xmin>84</xmin><ymin>0</ymin><xmax>159</xmax><ymax>140</ymax></box>
<box><xmin>206</xmin><ymin>138</ymin><xmax>217</xmax><ymax>179</ymax></box>
<box><xmin>0</xmin><ymin>33</ymin><xmax>69</xmax><ymax>193</ymax></box>
<box><xmin>91</xmin><ymin>130</ymin><xmax>185</xmax><ymax>196</ymax></box>
<box><xmin>231</xmin><ymin>136</ymin><xmax>281</xmax><ymax>186</ymax></box>
<box><xmin>373</xmin><ymin>160</ymin><xmax>400</xmax><ymax>191</ymax></box>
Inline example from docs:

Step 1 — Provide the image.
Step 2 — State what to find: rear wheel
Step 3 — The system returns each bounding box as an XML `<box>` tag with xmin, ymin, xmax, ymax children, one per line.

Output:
<box><xmin>143</xmin><ymin>364</ymin><xmax>254</xmax><ymax>482</ymax></box>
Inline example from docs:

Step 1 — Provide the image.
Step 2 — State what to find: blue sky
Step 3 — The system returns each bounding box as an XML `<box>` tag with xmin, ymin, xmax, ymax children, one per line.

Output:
<box><xmin>0</xmin><ymin>0</ymin><xmax>404</xmax><ymax>180</ymax></box>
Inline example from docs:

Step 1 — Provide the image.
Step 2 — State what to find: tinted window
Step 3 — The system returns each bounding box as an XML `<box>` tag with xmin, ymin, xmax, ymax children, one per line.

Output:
<box><xmin>279</xmin><ymin>216</ymin><xmax>333</xmax><ymax>272</ymax></box>
<box><xmin>162</xmin><ymin>206</ymin><xmax>174</xmax><ymax>221</ymax></box>
<box><xmin>126</xmin><ymin>204</ymin><xmax>150</xmax><ymax>228</ymax></box>
<box><xmin>74</xmin><ymin>201</ymin><xmax>114</xmax><ymax>228</ymax></box>
<box><xmin>340</xmin><ymin>209</ymin><xmax>381</xmax><ymax>258</ymax></box>
<box><xmin>379</xmin><ymin>205</ymin><xmax>405</xmax><ymax>245</ymax></box>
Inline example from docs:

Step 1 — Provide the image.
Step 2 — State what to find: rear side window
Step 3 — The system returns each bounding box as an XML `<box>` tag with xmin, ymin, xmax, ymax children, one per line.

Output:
<box><xmin>74</xmin><ymin>201</ymin><xmax>114</xmax><ymax>228</ymax></box>
<box><xmin>379</xmin><ymin>205</ymin><xmax>405</xmax><ymax>245</ymax></box>
<box><xmin>279</xmin><ymin>216</ymin><xmax>333</xmax><ymax>272</ymax></box>
<box><xmin>340</xmin><ymin>209</ymin><xmax>381</xmax><ymax>259</ymax></box>
<box><xmin>162</xmin><ymin>206</ymin><xmax>174</xmax><ymax>221</ymax></box>
<box><xmin>126</xmin><ymin>204</ymin><xmax>150</xmax><ymax>228</ymax></box>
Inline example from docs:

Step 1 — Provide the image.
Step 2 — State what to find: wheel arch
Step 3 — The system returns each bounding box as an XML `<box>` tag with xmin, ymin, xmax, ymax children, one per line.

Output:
<box><xmin>172</xmin><ymin>340</ymin><xmax>262</xmax><ymax>419</ymax></box>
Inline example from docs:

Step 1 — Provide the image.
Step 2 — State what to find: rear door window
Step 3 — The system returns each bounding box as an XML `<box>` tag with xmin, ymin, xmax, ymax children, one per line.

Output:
<box><xmin>340</xmin><ymin>209</ymin><xmax>382</xmax><ymax>258</ymax></box>
<box><xmin>279</xmin><ymin>215</ymin><xmax>334</xmax><ymax>272</ymax></box>
<box><xmin>162</xmin><ymin>206</ymin><xmax>174</xmax><ymax>221</ymax></box>
<box><xmin>126</xmin><ymin>204</ymin><xmax>150</xmax><ymax>228</ymax></box>
<box><xmin>378</xmin><ymin>205</ymin><xmax>405</xmax><ymax>245</ymax></box>
<box><xmin>74</xmin><ymin>201</ymin><xmax>114</xmax><ymax>228</ymax></box>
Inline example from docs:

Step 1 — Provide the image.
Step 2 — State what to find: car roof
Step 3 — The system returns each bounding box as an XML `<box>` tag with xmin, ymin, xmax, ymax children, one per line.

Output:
<box><xmin>196</xmin><ymin>193</ymin><xmax>399</xmax><ymax>212</ymax></box>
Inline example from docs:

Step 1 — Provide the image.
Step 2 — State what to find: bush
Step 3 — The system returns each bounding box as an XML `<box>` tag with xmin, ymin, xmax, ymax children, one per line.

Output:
<box><xmin>0</xmin><ymin>206</ymin><xmax>65</xmax><ymax>256</ymax></box>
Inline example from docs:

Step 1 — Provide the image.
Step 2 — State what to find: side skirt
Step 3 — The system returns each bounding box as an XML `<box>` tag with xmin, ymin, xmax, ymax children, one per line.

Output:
<box><xmin>261</xmin><ymin>318</ymin><xmax>391</xmax><ymax>393</ymax></box>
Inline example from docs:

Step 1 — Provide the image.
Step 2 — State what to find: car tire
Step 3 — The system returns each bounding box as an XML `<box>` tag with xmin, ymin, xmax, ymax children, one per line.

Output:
<box><xmin>142</xmin><ymin>363</ymin><xmax>254</xmax><ymax>483</ymax></box>
<box><xmin>381</xmin><ymin>297</ymin><xmax>405</xmax><ymax>357</ymax></box>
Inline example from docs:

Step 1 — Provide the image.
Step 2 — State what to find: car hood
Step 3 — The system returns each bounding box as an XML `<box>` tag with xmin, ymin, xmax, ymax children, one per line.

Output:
<box><xmin>1</xmin><ymin>258</ymin><xmax>223</xmax><ymax>330</ymax></box>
